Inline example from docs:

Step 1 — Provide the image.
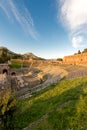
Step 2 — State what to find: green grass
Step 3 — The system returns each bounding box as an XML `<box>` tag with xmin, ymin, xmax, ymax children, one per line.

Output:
<box><xmin>10</xmin><ymin>61</ymin><xmax>22</xmax><ymax>68</ymax></box>
<box><xmin>14</xmin><ymin>77</ymin><xmax>87</xmax><ymax>130</ymax></box>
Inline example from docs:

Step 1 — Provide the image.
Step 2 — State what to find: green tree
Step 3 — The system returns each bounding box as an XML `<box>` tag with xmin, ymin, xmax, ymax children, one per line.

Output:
<box><xmin>0</xmin><ymin>88</ymin><xmax>17</xmax><ymax>130</ymax></box>
<box><xmin>78</xmin><ymin>50</ymin><xmax>81</xmax><ymax>54</ymax></box>
<box><xmin>0</xmin><ymin>48</ymin><xmax>8</xmax><ymax>63</ymax></box>
<box><xmin>82</xmin><ymin>48</ymin><xmax>87</xmax><ymax>53</ymax></box>
<box><xmin>57</xmin><ymin>58</ymin><xmax>63</xmax><ymax>61</ymax></box>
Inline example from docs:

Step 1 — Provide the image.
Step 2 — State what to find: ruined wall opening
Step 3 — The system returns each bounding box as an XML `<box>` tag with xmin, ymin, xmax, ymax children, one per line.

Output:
<box><xmin>11</xmin><ymin>72</ymin><xmax>16</xmax><ymax>76</ymax></box>
<box><xmin>3</xmin><ymin>69</ymin><xmax>8</xmax><ymax>74</ymax></box>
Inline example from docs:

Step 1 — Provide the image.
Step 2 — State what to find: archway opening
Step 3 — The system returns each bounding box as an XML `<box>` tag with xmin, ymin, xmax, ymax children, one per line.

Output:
<box><xmin>11</xmin><ymin>72</ymin><xmax>16</xmax><ymax>76</ymax></box>
<box><xmin>3</xmin><ymin>69</ymin><xmax>8</xmax><ymax>74</ymax></box>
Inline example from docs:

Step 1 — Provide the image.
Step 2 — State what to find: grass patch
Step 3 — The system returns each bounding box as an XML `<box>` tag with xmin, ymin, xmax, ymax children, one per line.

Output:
<box><xmin>14</xmin><ymin>77</ymin><xmax>87</xmax><ymax>129</ymax></box>
<box><xmin>10</xmin><ymin>61</ymin><xmax>22</xmax><ymax>68</ymax></box>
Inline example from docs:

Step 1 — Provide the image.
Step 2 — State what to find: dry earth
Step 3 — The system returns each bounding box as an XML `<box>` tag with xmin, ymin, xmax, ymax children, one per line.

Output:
<box><xmin>17</xmin><ymin>63</ymin><xmax>87</xmax><ymax>100</ymax></box>
<box><xmin>17</xmin><ymin>64</ymin><xmax>67</xmax><ymax>100</ymax></box>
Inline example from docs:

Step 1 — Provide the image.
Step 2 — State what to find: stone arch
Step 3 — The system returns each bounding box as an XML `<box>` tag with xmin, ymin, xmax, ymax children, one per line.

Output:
<box><xmin>3</xmin><ymin>69</ymin><xmax>8</xmax><ymax>74</ymax></box>
<box><xmin>11</xmin><ymin>72</ymin><xmax>16</xmax><ymax>76</ymax></box>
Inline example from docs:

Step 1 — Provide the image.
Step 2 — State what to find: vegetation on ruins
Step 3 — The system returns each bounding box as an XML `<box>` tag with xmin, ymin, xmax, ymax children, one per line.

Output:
<box><xmin>74</xmin><ymin>48</ymin><xmax>87</xmax><ymax>55</ymax></box>
<box><xmin>82</xmin><ymin>48</ymin><xmax>87</xmax><ymax>53</ymax></box>
<box><xmin>78</xmin><ymin>50</ymin><xmax>81</xmax><ymax>54</ymax></box>
<box><xmin>0</xmin><ymin>88</ymin><xmax>17</xmax><ymax>130</ymax></box>
<box><xmin>57</xmin><ymin>58</ymin><xmax>63</xmax><ymax>61</ymax></box>
<box><xmin>13</xmin><ymin>77</ymin><xmax>87</xmax><ymax>130</ymax></box>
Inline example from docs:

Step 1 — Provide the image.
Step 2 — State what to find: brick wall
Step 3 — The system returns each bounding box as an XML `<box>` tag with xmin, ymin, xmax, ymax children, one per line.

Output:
<box><xmin>63</xmin><ymin>53</ymin><xmax>87</xmax><ymax>65</ymax></box>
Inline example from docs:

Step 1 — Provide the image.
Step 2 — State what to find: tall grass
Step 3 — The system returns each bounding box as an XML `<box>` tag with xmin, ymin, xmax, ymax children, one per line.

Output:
<box><xmin>14</xmin><ymin>77</ymin><xmax>87</xmax><ymax>130</ymax></box>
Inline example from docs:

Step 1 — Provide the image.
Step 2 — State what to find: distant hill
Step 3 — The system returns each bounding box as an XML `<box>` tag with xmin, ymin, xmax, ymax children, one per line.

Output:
<box><xmin>0</xmin><ymin>46</ymin><xmax>44</xmax><ymax>63</ymax></box>
<box><xmin>23</xmin><ymin>52</ymin><xmax>44</xmax><ymax>60</ymax></box>
<box><xmin>23</xmin><ymin>52</ymin><xmax>38</xmax><ymax>59</ymax></box>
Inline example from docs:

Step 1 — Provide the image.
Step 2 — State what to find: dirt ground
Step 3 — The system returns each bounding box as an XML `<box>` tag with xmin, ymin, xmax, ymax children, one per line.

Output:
<box><xmin>17</xmin><ymin>63</ymin><xmax>87</xmax><ymax>100</ymax></box>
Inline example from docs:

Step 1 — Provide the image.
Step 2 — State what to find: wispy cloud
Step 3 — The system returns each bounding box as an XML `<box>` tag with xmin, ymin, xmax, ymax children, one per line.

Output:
<box><xmin>72</xmin><ymin>36</ymin><xmax>83</xmax><ymax>48</ymax></box>
<box><xmin>0</xmin><ymin>0</ymin><xmax>37</xmax><ymax>39</ymax></box>
<box><xmin>57</xmin><ymin>0</ymin><xmax>87</xmax><ymax>48</ymax></box>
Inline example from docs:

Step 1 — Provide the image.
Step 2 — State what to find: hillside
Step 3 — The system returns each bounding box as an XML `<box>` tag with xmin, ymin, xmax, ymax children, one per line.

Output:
<box><xmin>0</xmin><ymin>47</ymin><xmax>16</xmax><ymax>55</ymax></box>
<box><xmin>23</xmin><ymin>52</ymin><xmax>38</xmax><ymax>59</ymax></box>
<box><xmin>0</xmin><ymin>47</ymin><xmax>22</xmax><ymax>63</ymax></box>
<box><xmin>13</xmin><ymin>76</ymin><xmax>87</xmax><ymax>130</ymax></box>
<box><xmin>0</xmin><ymin>47</ymin><xmax>42</xmax><ymax>63</ymax></box>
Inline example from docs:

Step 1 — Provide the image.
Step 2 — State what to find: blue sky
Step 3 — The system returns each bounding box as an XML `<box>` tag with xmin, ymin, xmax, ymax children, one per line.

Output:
<box><xmin>0</xmin><ymin>0</ymin><xmax>87</xmax><ymax>59</ymax></box>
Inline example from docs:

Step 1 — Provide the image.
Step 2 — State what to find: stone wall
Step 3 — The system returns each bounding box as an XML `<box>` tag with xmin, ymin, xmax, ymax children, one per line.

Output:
<box><xmin>0</xmin><ymin>64</ymin><xmax>10</xmax><ymax>74</ymax></box>
<box><xmin>0</xmin><ymin>74</ymin><xmax>11</xmax><ymax>90</ymax></box>
<box><xmin>63</xmin><ymin>53</ymin><xmax>87</xmax><ymax>65</ymax></box>
<box><xmin>0</xmin><ymin>64</ymin><xmax>17</xmax><ymax>90</ymax></box>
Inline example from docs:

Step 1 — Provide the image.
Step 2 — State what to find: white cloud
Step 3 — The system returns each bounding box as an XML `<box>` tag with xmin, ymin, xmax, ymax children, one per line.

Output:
<box><xmin>0</xmin><ymin>0</ymin><xmax>37</xmax><ymax>39</ymax></box>
<box><xmin>61</xmin><ymin>0</ymin><xmax>87</xmax><ymax>30</ymax></box>
<box><xmin>72</xmin><ymin>36</ymin><xmax>83</xmax><ymax>48</ymax></box>
<box><xmin>58</xmin><ymin>0</ymin><xmax>87</xmax><ymax>48</ymax></box>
